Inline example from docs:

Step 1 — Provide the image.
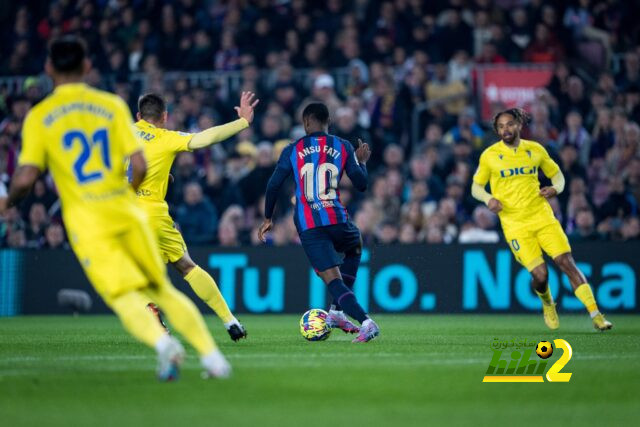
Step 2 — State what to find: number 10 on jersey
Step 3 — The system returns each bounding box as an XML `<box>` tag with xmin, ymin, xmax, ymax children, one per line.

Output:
<box><xmin>300</xmin><ymin>162</ymin><xmax>339</xmax><ymax>202</ymax></box>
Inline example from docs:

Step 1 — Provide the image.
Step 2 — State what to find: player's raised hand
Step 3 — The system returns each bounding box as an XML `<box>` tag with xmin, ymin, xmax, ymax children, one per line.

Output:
<box><xmin>539</xmin><ymin>186</ymin><xmax>557</xmax><ymax>199</ymax></box>
<box><xmin>258</xmin><ymin>218</ymin><xmax>273</xmax><ymax>243</ymax></box>
<box><xmin>355</xmin><ymin>139</ymin><xmax>371</xmax><ymax>164</ymax></box>
<box><xmin>488</xmin><ymin>198</ymin><xmax>503</xmax><ymax>213</ymax></box>
<box><xmin>235</xmin><ymin>91</ymin><xmax>260</xmax><ymax>124</ymax></box>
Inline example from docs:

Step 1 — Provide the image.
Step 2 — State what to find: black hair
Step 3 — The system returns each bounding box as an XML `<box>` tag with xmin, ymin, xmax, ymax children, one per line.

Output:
<box><xmin>138</xmin><ymin>93</ymin><xmax>166</xmax><ymax>122</ymax></box>
<box><xmin>302</xmin><ymin>102</ymin><xmax>330</xmax><ymax>124</ymax></box>
<box><xmin>48</xmin><ymin>36</ymin><xmax>87</xmax><ymax>74</ymax></box>
<box><xmin>492</xmin><ymin>107</ymin><xmax>529</xmax><ymax>134</ymax></box>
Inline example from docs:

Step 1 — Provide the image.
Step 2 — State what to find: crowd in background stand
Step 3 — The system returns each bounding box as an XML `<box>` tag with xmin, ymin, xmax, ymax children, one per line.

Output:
<box><xmin>1</xmin><ymin>0</ymin><xmax>639</xmax><ymax>249</ymax></box>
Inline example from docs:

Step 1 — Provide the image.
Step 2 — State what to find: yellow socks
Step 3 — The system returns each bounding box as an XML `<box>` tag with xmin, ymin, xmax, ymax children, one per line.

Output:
<box><xmin>535</xmin><ymin>287</ymin><xmax>554</xmax><ymax>306</ymax></box>
<box><xmin>575</xmin><ymin>283</ymin><xmax>600</xmax><ymax>318</ymax></box>
<box><xmin>185</xmin><ymin>265</ymin><xmax>235</xmax><ymax>324</ymax></box>
<box><xmin>109</xmin><ymin>291</ymin><xmax>167</xmax><ymax>348</ymax></box>
<box><xmin>147</xmin><ymin>283</ymin><xmax>217</xmax><ymax>355</ymax></box>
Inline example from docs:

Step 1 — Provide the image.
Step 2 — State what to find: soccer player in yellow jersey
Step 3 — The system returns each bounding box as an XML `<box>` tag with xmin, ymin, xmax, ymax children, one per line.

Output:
<box><xmin>0</xmin><ymin>36</ymin><xmax>231</xmax><ymax>380</ymax></box>
<box><xmin>133</xmin><ymin>91</ymin><xmax>258</xmax><ymax>341</ymax></box>
<box><xmin>472</xmin><ymin>108</ymin><xmax>613</xmax><ymax>331</ymax></box>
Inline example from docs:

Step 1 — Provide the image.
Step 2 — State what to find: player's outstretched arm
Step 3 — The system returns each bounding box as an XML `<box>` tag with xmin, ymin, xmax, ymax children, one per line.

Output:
<box><xmin>188</xmin><ymin>91</ymin><xmax>260</xmax><ymax>150</ymax></box>
<box><xmin>1</xmin><ymin>165</ymin><xmax>41</xmax><ymax>214</ymax></box>
<box><xmin>345</xmin><ymin>139</ymin><xmax>370</xmax><ymax>192</ymax></box>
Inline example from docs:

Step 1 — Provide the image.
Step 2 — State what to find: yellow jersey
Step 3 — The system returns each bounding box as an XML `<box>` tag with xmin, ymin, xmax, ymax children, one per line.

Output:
<box><xmin>133</xmin><ymin>119</ymin><xmax>192</xmax><ymax>210</ymax></box>
<box><xmin>473</xmin><ymin>138</ymin><xmax>561</xmax><ymax>232</ymax></box>
<box><xmin>19</xmin><ymin>83</ymin><xmax>143</xmax><ymax>238</ymax></box>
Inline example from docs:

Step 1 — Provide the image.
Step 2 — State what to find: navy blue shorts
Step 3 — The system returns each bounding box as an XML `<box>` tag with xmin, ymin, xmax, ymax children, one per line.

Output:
<box><xmin>299</xmin><ymin>222</ymin><xmax>362</xmax><ymax>272</ymax></box>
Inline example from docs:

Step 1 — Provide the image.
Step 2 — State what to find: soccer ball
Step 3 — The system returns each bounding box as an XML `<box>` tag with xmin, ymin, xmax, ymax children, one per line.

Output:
<box><xmin>300</xmin><ymin>309</ymin><xmax>331</xmax><ymax>341</ymax></box>
<box><xmin>535</xmin><ymin>341</ymin><xmax>554</xmax><ymax>359</ymax></box>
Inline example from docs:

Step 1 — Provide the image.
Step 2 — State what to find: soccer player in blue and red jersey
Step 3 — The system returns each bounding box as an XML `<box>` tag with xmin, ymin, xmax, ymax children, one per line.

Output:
<box><xmin>258</xmin><ymin>103</ymin><xmax>380</xmax><ymax>342</ymax></box>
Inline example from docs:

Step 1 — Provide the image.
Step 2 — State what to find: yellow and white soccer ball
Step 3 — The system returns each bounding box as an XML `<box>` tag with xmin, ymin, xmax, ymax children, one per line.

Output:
<box><xmin>300</xmin><ymin>309</ymin><xmax>331</xmax><ymax>341</ymax></box>
<box><xmin>535</xmin><ymin>341</ymin><xmax>554</xmax><ymax>359</ymax></box>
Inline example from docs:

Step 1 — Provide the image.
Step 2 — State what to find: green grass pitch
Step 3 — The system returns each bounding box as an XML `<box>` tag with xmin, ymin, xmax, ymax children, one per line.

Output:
<box><xmin>1</xmin><ymin>314</ymin><xmax>639</xmax><ymax>427</ymax></box>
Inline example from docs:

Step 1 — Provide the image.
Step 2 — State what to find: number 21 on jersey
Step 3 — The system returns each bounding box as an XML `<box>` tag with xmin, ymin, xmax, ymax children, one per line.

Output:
<box><xmin>63</xmin><ymin>128</ymin><xmax>111</xmax><ymax>184</ymax></box>
<box><xmin>300</xmin><ymin>162</ymin><xmax>339</xmax><ymax>202</ymax></box>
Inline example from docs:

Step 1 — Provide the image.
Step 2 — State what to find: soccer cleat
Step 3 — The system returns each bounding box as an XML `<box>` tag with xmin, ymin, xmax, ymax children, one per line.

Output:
<box><xmin>157</xmin><ymin>337</ymin><xmax>185</xmax><ymax>382</ymax></box>
<box><xmin>326</xmin><ymin>310</ymin><xmax>360</xmax><ymax>334</ymax></box>
<box><xmin>592</xmin><ymin>313</ymin><xmax>613</xmax><ymax>331</ymax></box>
<box><xmin>147</xmin><ymin>302</ymin><xmax>170</xmax><ymax>334</ymax></box>
<box><xmin>542</xmin><ymin>303</ymin><xmax>559</xmax><ymax>330</ymax></box>
<box><xmin>226</xmin><ymin>321</ymin><xmax>247</xmax><ymax>342</ymax></box>
<box><xmin>352</xmin><ymin>318</ymin><xmax>380</xmax><ymax>343</ymax></box>
<box><xmin>201</xmin><ymin>350</ymin><xmax>232</xmax><ymax>379</ymax></box>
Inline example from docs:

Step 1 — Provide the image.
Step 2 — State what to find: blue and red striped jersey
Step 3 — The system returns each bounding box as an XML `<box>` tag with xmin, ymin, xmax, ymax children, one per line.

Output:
<box><xmin>264</xmin><ymin>132</ymin><xmax>368</xmax><ymax>233</ymax></box>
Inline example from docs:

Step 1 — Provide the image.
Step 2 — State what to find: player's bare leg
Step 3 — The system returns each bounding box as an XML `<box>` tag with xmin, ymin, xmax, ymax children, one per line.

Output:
<box><xmin>530</xmin><ymin>263</ymin><xmax>559</xmax><ymax>330</ymax></box>
<box><xmin>172</xmin><ymin>251</ymin><xmax>247</xmax><ymax>341</ymax></box>
<box><xmin>553</xmin><ymin>253</ymin><xmax>612</xmax><ymax>331</ymax></box>
<box><xmin>318</xmin><ymin>267</ymin><xmax>378</xmax><ymax>342</ymax></box>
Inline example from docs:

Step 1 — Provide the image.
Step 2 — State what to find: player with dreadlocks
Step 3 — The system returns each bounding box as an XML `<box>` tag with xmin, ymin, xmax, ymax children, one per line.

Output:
<box><xmin>471</xmin><ymin>107</ymin><xmax>613</xmax><ymax>331</ymax></box>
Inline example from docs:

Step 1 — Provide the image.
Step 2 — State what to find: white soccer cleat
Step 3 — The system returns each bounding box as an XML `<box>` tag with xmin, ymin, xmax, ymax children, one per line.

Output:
<box><xmin>352</xmin><ymin>318</ymin><xmax>380</xmax><ymax>343</ymax></box>
<box><xmin>201</xmin><ymin>349</ymin><xmax>232</xmax><ymax>379</ymax></box>
<box><xmin>157</xmin><ymin>336</ymin><xmax>185</xmax><ymax>382</ymax></box>
<box><xmin>326</xmin><ymin>310</ymin><xmax>360</xmax><ymax>334</ymax></box>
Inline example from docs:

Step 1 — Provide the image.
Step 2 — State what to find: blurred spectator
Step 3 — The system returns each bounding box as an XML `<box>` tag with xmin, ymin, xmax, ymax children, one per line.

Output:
<box><xmin>218</xmin><ymin>221</ymin><xmax>240</xmax><ymax>247</ymax></box>
<box><xmin>621</xmin><ymin>216</ymin><xmax>640</xmax><ymax>241</ymax></box>
<box><xmin>175</xmin><ymin>182</ymin><xmax>218</xmax><ymax>245</ymax></box>
<box><xmin>458</xmin><ymin>206</ymin><xmax>500</xmax><ymax>244</ymax></box>
<box><xmin>523</xmin><ymin>23</ymin><xmax>565</xmax><ymax>63</ymax></box>
<box><xmin>426</xmin><ymin>63</ymin><xmax>468</xmax><ymax>116</ymax></box>
<box><xmin>239</xmin><ymin>142</ymin><xmax>276</xmax><ymax>208</ymax></box>
<box><xmin>568</xmin><ymin>208</ymin><xmax>601</xmax><ymax>241</ymax></box>
<box><xmin>43</xmin><ymin>223</ymin><xmax>68</xmax><ymax>249</ymax></box>
<box><xmin>25</xmin><ymin>203</ymin><xmax>48</xmax><ymax>248</ymax></box>
<box><xmin>443</xmin><ymin>107</ymin><xmax>484</xmax><ymax>149</ymax></box>
<box><xmin>557</xmin><ymin>111</ymin><xmax>591</xmax><ymax>166</ymax></box>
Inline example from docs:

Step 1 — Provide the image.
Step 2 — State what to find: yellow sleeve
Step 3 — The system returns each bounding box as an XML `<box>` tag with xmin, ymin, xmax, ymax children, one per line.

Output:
<box><xmin>471</xmin><ymin>182</ymin><xmax>493</xmax><ymax>205</ymax></box>
<box><xmin>113</xmin><ymin>98</ymin><xmax>142</xmax><ymax>157</ymax></box>
<box><xmin>18</xmin><ymin>110</ymin><xmax>46</xmax><ymax>171</ymax></box>
<box><xmin>473</xmin><ymin>151</ymin><xmax>491</xmax><ymax>186</ymax></box>
<box><xmin>164</xmin><ymin>130</ymin><xmax>193</xmax><ymax>153</ymax></box>
<box><xmin>539</xmin><ymin>144</ymin><xmax>560</xmax><ymax>178</ymax></box>
<box><xmin>188</xmin><ymin>118</ymin><xmax>249</xmax><ymax>150</ymax></box>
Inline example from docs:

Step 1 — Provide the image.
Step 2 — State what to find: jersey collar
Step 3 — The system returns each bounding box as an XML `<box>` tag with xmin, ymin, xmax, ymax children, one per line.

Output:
<box><xmin>136</xmin><ymin>119</ymin><xmax>156</xmax><ymax>129</ymax></box>
<box><xmin>53</xmin><ymin>82</ymin><xmax>88</xmax><ymax>93</ymax></box>
<box><xmin>307</xmin><ymin>131</ymin><xmax>328</xmax><ymax>137</ymax></box>
<box><xmin>500</xmin><ymin>138</ymin><xmax>526</xmax><ymax>153</ymax></box>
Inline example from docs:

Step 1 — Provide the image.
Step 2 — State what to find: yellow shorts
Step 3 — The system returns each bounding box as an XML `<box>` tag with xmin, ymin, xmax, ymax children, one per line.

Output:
<box><xmin>146</xmin><ymin>212</ymin><xmax>187</xmax><ymax>264</ymax></box>
<box><xmin>69</xmin><ymin>214</ymin><xmax>170</xmax><ymax>300</ymax></box>
<box><xmin>503</xmin><ymin>220</ymin><xmax>571</xmax><ymax>271</ymax></box>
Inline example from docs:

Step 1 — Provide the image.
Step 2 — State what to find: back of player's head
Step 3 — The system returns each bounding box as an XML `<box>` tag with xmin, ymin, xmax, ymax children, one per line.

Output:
<box><xmin>302</xmin><ymin>102</ymin><xmax>330</xmax><ymax>125</ymax></box>
<box><xmin>492</xmin><ymin>107</ymin><xmax>529</xmax><ymax>133</ymax></box>
<box><xmin>138</xmin><ymin>93</ymin><xmax>166</xmax><ymax>122</ymax></box>
<box><xmin>48</xmin><ymin>36</ymin><xmax>87</xmax><ymax>75</ymax></box>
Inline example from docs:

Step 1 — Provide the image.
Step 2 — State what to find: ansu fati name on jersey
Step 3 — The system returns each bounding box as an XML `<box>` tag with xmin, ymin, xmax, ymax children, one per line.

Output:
<box><xmin>297</xmin><ymin>144</ymin><xmax>341</xmax><ymax>160</ymax></box>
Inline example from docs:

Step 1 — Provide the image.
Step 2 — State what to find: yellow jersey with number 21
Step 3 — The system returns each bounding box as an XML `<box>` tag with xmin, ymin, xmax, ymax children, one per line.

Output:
<box><xmin>19</xmin><ymin>83</ymin><xmax>143</xmax><ymax>239</ymax></box>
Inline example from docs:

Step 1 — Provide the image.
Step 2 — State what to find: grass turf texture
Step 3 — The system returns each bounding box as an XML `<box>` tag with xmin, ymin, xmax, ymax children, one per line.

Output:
<box><xmin>1</xmin><ymin>315</ymin><xmax>639</xmax><ymax>427</ymax></box>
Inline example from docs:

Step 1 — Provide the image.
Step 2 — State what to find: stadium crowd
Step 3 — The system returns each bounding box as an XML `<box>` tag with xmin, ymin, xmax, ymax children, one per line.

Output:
<box><xmin>1</xmin><ymin>0</ymin><xmax>640</xmax><ymax>249</ymax></box>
